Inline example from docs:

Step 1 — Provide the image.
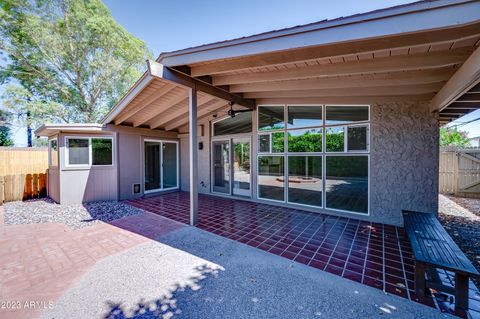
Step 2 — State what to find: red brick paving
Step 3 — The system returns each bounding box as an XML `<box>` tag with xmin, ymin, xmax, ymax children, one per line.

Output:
<box><xmin>0</xmin><ymin>207</ymin><xmax>184</xmax><ymax>319</ymax></box>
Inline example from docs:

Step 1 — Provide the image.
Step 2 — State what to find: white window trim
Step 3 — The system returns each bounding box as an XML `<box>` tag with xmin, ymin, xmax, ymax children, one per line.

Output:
<box><xmin>255</xmin><ymin>103</ymin><xmax>370</xmax><ymax>215</ymax></box>
<box><xmin>64</xmin><ymin>136</ymin><xmax>114</xmax><ymax>168</ymax></box>
<box><xmin>48</xmin><ymin>138</ymin><xmax>58</xmax><ymax>167</ymax></box>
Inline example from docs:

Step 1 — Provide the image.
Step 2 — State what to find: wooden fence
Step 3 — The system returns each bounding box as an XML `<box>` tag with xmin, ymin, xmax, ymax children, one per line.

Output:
<box><xmin>439</xmin><ymin>147</ymin><xmax>480</xmax><ymax>198</ymax></box>
<box><xmin>0</xmin><ymin>147</ymin><xmax>49</xmax><ymax>204</ymax></box>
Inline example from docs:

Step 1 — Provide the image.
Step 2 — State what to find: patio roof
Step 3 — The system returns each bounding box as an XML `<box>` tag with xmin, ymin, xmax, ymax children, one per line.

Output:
<box><xmin>102</xmin><ymin>0</ymin><xmax>480</xmax><ymax>131</ymax></box>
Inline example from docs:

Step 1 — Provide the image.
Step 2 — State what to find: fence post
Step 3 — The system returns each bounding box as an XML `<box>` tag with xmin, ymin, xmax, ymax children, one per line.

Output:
<box><xmin>0</xmin><ymin>176</ymin><xmax>4</xmax><ymax>205</ymax></box>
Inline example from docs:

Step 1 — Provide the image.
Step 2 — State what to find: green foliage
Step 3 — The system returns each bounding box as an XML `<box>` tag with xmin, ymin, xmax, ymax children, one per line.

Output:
<box><xmin>0</xmin><ymin>109</ymin><xmax>13</xmax><ymax>146</ymax></box>
<box><xmin>0</xmin><ymin>0</ymin><xmax>151</xmax><ymax>123</ymax></box>
<box><xmin>325</xmin><ymin>129</ymin><xmax>344</xmax><ymax>152</ymax></box>
<box><xmin>288</xmin><ymin>131</ymin><xmax>322</xmax><ymax>152</ymax></box>
<box><xmin>272</xmin><ymin>132</ymin><xmax>284</xmax><ymax>152</ymax></box>
<box><xmin>440</xmin><ymin>127</ymin><xmax>470</xmax><ymax>147</ymax></box>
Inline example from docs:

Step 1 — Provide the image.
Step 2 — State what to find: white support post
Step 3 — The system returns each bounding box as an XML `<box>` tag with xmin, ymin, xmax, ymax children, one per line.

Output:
<box><xmin>189</xmin><ymin>87</ymin><xmax>199</xmax><ymax>226</ymax></box>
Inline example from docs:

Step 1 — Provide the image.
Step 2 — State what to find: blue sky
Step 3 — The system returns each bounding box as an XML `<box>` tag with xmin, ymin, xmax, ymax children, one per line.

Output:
<box><xmin>6</xmin><ymin>0</ymin><xmax>480</xmax><ymax>144</ymax></box>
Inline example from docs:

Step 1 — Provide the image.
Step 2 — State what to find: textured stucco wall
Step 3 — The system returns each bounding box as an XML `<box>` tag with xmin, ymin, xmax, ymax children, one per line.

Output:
<box><xmin>370</xmin><ymin>102</ymin><xmax>439</xmax><ymax>226</ymax></box>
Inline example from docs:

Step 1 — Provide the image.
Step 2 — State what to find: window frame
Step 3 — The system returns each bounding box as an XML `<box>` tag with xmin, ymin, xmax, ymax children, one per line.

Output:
<box><xmin>64</xmin><ymin>136</ymin><xmax>114</xmax><ymax>168</ymax></box>
<box><xmin>255</xmin><ymin>104</ymin><xmax>370</xmax><ymax>215</ymax></box>
<box><xmin>48</xmin><ymin>138</ymin><xmax>58</xmax><ymax>167</ymax></box>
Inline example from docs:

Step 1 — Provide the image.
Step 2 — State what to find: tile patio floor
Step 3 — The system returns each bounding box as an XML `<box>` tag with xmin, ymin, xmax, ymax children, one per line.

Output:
<box><xmin>126</xmin><ymin>192</ymin><xmax>480</xmax><ymax>318</ymax></box>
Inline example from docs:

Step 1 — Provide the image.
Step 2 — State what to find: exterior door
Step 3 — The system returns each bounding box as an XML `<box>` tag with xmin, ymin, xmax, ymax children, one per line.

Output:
<box><xmin>212</xmin><ymin>141</ymin><xmax>230</xmax><ymax>194</ymax></box>
<box><xmin>232</xmin><ymin>138</ymin><xmax>251</xmax><ymax>197</ymax></box>
<box><xmin>144</xmin><ymin>140</ymin><xmax>178</xmax><ymax>193</ymax></box>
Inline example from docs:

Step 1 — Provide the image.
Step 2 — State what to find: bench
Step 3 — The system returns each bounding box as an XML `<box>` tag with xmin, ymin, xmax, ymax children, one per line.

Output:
<box><xmin>403</xmin><ymin>210</ymin><xmax>479</xmax><ymax>318</ymax></box>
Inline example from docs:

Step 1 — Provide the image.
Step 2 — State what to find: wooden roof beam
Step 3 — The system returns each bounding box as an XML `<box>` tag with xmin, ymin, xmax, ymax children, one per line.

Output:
<box><xmin>214</xmin><ymin>49</ymin><xmax>468</xmax><ymax>86</ymax></box>
<box><xmin>189</xmin><ymin>25</ymin><xmax>480</xmax><ymax>77</ymax></box>
<box><xmin>164</xmin><ymin>99</ymin><xmax>228</xmax><ymax>131</ymax></box>
<box><xmin>147</xmin><ymin>60</ymin><xmax>255</xmax><ymax>110</ymax></box>
<box><xmin>230</xmin><ymin>69</ymin><xmax>451</xmax><ymax>93</ymax></box>
<box><xmin>430</xmin><ymin>46</ymin><xmax>480</xmax><ymax>112</ymax></box>
<box><xmin>149</xmin><ymin>95</ymin><xmax>214</xmax><ymax>129</ymax></box>
<box><xmin>244</xmin><ymin>83</ymin><xmax>442</xmax><ymax>99</ymax></box>
<box><xmin>132</xmin><ymin>90</ymin><xmax>188</xmax><ymax>127</ymax></box>
<box><xmin>114</xmin><ymin>83</ymin><xmax>175</xmax><ymax>125</ymax></box>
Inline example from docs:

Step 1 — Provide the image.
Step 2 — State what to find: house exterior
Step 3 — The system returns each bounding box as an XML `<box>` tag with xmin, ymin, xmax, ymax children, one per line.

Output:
<box><xmin>35</xmin><ymin>0</ymin><xmax>480</xmax><ymax>227</ymax></box>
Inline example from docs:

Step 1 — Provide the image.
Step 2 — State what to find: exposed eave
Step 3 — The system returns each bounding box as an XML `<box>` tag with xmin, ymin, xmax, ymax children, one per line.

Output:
<box><xmin>34</xmin><ymin>123</ymin><xmax>105</xmax><ymax>137</ymax></box>
<box><xmin>157</xmin><ymin>0</ymin><xmax>480</xmax><ymax>68</ymax></box>
<box><xmin>431</xmin><ymin>46</ymin><xmax>480</xmax><ymax>112</ymax></box>
<box><xmin>146</xmin><ymin>60</ymin><xmax>255</xmax><ymax>110</ymax></box>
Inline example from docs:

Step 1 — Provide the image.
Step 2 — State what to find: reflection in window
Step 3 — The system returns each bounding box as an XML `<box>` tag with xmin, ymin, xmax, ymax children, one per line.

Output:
<box><xmin>288</xmin><ymin>128</ymin><xmax>322</xmax><ymax>153</ymax></box>
<box><xmin>213</xmin><ymin>112</ymin><xmax>252</xmax><ymax>136</ymax></box>
<box><xmin>288</xmin><ymin>105</ymin><xmax>322</xmax><ymax>129</ymax></box>
<box><xmin>67</xmin><ymin>138</ymin><xmax>89</xmax><ymax>165</ymax></box>
<box><xmin>326</xmin><ymin>105</ymin><xmax>369</xmax><ymax>125</ymax></box>
<box><xmin>347</xmin><ymin>126</ymin><xmax>368</xmax><ymax>151</ymax></box>
<box><xmin>326</xmin><ymin>127</ymin><xmax>344</xmax><ymax>152</ymax></box>
<box><xmin>272</xmin><ymin>132</ymin><xmax>285</xmax><ymax>153</ymax></box>
<box><xmin>92</xmin><ymin>138</ymin><xmax>113</xmax><ymax>165</ymax></box>
<box><xmin>258</xmin><ymin>156</ymin><xmax>284</xmax><ymax>201</ymax></box>
<box><xmin>326</xmin><ymin>156</ymin><xmax>368</xmax><ymax>214</ymax></box>
<box><xmin>288</xmin><ymin>156</ymin><xmax>322</xmax><ymax>207</ymax></box>
<box><xmin>258</xmin><ymin>134</ymin><xmax>270</xmax><ymax>153</ymax></box>
<box><xmin>258</xmin><ymin>105</ymin><xmax>285</xmax><ymax>131</ymax></box>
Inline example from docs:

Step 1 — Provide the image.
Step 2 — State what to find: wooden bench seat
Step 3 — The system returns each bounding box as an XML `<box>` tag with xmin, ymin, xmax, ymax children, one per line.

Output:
<box><xmin>403</xmin><ymin>210</ymin><xmax>479</xmax><ymax>318</ymax></box>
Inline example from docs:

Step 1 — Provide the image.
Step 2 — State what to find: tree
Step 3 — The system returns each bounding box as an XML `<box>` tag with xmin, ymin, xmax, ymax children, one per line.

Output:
<box><xmin>0</xmin><ymin>109</ymin><xmax>14</xmax><ymax>146</ymax></box>
<box><xmin>0</xmin><ymin>0</ymin><xmax>151</xmax><ymax>123</ymax></box>
<box><xmin>440</xmin><ymin>127</ymin><xmax>471</xmax><ymax>147</ymax></box>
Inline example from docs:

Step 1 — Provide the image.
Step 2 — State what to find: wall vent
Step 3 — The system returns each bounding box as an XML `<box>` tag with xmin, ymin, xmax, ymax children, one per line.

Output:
<box><xmin>132</xmin><ymin>183</ymin><xmax>141</xmax><ymax>194</ymax></box>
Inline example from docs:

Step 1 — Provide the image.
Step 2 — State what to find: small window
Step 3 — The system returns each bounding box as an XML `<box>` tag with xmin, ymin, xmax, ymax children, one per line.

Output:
<box><xmin>92</xmin><ymin>138</ymin><xmax>113</xmax><ymax>165</ymax></box>
<box><xmin>66</xmin><ymin>136</ymin><xmax>113</xmax><ymax>166</ymax></box>
<box><xmin>67</xmin><ymin>138</ymin><xmax>89</xmax><ymax>165</ymax></box>
<box><xmin>258</xmin><ymin>105</ymin><xmax>285</xmax><ymax>131</ymax></box>
<box><xmin>326</xmin><ymin>105</ymin><xmax>369</xmax><ymax>125</ymax></box>
<box><xmin>213</xmin><ymin>112</ymin><xmax>252</xmax><ymax>136</ymax></box>
<box><xmin>347</xmin><ymin>126</ymin><xmax>368</xmax><ymax>152</ymax></box>
<box><xmin>288</xmin><ymin>105</ymin><xmax>322</xmax><ymax>129</ymax></box>
<box><xmin>49</xmin><ymin>139</ymin><xmax>58</xmax><ymax>167</ymax></box>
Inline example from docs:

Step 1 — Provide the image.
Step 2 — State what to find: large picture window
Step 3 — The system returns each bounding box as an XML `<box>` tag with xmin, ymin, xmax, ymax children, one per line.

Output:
<box><xmin>65</xmin><ymin>137</ymin><xmax>113</xmax><ymax>166</ymax></box>
<box><xmin>257</xmin><ymin>104</ymin><xmax>369</xmax><ymax>214</ymax></box>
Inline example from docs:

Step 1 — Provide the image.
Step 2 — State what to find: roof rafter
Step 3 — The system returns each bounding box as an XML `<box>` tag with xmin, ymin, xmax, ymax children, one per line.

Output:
<box><xmin>147</xmin><ymin>60</ymin><xmax>255</xmax><ymax>110</ymax></box>
<box><xmin>214</xmin><ymin>49</ymin><xmax>469</xmax><ymax>86</ymax></box>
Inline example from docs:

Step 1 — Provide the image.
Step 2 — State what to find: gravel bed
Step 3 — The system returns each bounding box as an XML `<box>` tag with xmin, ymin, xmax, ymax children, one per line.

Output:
<box><xmin>3</xmin><ymin>198</ymin><xmax>144</xmax><ymax>230</ymax></box>
<box><xmin>438</xmin><ymin>194</ymin><xmax>480</xmax><ymax>287</ymax></box>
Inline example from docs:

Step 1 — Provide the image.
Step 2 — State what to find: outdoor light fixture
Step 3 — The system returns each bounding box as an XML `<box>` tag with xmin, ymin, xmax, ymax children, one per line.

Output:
<box><xmin>227</xmin><ymin>101</ymin><xmax>252</xmax><ymax>118</ymax></box>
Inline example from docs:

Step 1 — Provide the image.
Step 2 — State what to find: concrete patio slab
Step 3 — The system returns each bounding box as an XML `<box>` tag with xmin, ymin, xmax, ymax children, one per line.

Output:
<box><xmin>41</xmin><ymin>225</ymin><xmax>453</xmax><ymax>319</ymax></box>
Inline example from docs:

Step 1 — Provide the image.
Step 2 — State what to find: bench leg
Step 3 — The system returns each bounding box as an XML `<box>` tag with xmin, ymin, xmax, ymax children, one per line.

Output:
<box><xmin>455</xmin><ymin>273</ymin><xmax>469</xmax><ymax>318</ymax></box>
<box><xmin>415</xmin><ymin>261</ymin><xmax>426</xmax><ymax>298</ymax></box>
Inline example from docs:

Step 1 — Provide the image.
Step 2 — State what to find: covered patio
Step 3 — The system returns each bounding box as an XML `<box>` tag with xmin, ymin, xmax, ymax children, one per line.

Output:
<box><xmin>126</xmin><ymin>192</ymin><xmax>474</xmax><ymax>310</ymax></box>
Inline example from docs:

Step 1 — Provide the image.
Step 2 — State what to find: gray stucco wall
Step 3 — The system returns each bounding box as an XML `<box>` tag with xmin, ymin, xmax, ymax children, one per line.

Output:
<box><xmin>370</xmin><ymin>102</ymin><xmax>439</xmax><ymax>226</ymax></box>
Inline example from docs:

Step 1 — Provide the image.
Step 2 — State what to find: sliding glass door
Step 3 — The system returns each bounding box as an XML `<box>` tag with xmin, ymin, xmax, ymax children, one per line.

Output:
<box><xmin>144</xmin><ymin>140</ymin><xmax>178</xmax><ymax>193</ymax></box>
<box><xmin>212</xmin><ymin>141</ymin><xmax>230</xmax><ymax>194</ymax></box>
<box><xmin>232</xmin><ymin>138</ymin><xmax>251</xmax><ymax>197</ymax></box>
